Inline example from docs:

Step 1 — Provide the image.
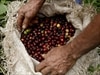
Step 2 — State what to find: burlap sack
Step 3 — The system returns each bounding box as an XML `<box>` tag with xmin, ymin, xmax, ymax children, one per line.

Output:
<box><xmin>0</xmin><ymin>0</ymin><xmax>100</xmax><ymax>75</ymax></box>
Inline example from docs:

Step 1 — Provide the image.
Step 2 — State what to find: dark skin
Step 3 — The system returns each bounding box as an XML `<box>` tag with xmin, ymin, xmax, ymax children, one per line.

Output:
<box><xmin>17</xmin><ymin>0</ymin><xmax>45</xmax><ymax>31</ymax></box>
<box><xmin>17</xmin><ymin>0</ymin><xmax>100</xmax><ymax>75</ymax></box>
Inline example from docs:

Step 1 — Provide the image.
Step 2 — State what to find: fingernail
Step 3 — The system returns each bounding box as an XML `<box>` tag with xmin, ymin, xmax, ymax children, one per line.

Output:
<box><xmin>22</xmin><ymin>25</ymin><xmax>26</xmax><ymax>29</ymax></box>
<box><xmin>21</xmin><ymin>29</ymin><xmax>25</xmax><ymax>33</ymax></box>
<box><xmin>41</xmin><ymin>54</ymin><xmax>46</xmax><ymax>58</ymax></box>
<box><xmin>17</xmin><ymin>26</ymin><xmax>21</xmax><ymax>32</ymax></box>
<box><xmin>58</xmin><ymin>70</ymin><xmax>63</xmax><ymax>73</ymax></box>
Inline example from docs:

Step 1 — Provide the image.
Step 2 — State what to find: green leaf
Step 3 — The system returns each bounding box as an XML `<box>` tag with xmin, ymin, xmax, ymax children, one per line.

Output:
<box><xmin>4</xmin><ymin>1</ymin><xmax>11</xmax><ymax>5</ymax></box>
<box><xmin>83</xmin><ymin>0</ymin><xmax>100</xmax><ymax>13</ymax></box>
<box><xmin>88</xmin><ymin>65</ymin><xmax>95</xmax><ymax>72</ymax></box>
<box><xmin>1</xmin><ymin>0</ymin><xmax>6</xmax><ymax>4</ymax></box>
<box><xmin>0</xmin><ymin>3</ymin><xmax>7</xmax><ymax>15</ymax></box>
<box><xmin>97</xmin><ymin>64</ymin><xmax>100</xmax><ymax>70</ymax></box>
<box><xmin>0</xmin><ymin>15</ymin><xmax>6</xmax><ymax>20</ymax></box>
<box><xmin>97</xmin><ymin>48</ymin><xmax>100</xmax><ymax>55</ymax></box>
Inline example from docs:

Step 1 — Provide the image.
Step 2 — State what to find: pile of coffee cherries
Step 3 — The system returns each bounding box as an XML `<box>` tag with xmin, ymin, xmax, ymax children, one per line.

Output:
<box><xmin>21</xmin><ymin>14</ymin><xmax>75</xmax><ymax>62</ymax></box>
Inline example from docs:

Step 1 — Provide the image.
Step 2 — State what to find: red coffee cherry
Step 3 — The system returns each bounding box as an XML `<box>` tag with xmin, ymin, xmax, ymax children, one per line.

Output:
<box><xmin>21</xmin><ymin>14</ymin><xmax>75</xmax><ymax>62</ymax></box>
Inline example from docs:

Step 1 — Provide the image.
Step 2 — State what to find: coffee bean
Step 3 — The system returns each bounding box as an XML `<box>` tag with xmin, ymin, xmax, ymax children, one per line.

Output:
<box><xmin>21</xmin><ymin>14</ymin><xmax>75</xmax><ymax>62</ymax></box>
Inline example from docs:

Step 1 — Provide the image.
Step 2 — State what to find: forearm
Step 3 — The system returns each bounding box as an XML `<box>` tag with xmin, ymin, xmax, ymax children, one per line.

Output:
<box><xmin>71</xmin><ymin>13</ymin><xmax>100</xmax><ymax>59</ymax></box>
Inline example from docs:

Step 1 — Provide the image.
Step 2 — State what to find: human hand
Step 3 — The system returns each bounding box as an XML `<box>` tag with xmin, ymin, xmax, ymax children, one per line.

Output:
<box><xmin>17</xmin><ymin>0</ymin><xmax>45</xmax><ymax>31</ymax></box>
<box><xmin>36</xmin><ymin>45</ymin><xmax>77</xmax><ymax>75</ymax></box>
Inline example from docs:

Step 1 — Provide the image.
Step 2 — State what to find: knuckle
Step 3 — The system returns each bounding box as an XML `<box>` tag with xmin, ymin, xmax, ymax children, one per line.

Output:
<box><xmin>25</xmin><ymin>11</ymin><xmax>34</xmax><ymax>19</ymax></box>
<box><xmin>25</xmin><ymin>14</ymin><xmax>32</xmax><ymax>19</ymax></box>
<box><xmin>36</xmin><ymin>65</ymin><xmax>41</xmax><ymax>72</ymax></box>
<box><xmin>36</xmin><ymin>67</ymin><xmax>39</xmax><ymax>71</ymax></box>
<box><xmin>18</xmin><ymin>11</ymin><xmax>25</xmax><ymax>17</ymax></box>
<box><xmin>41</xmin><ymin>71</ymin><xmax>45</xmax><ymax>75</ymax></box>
<box><xmin>53</xmin><ymin>68</ymin><xmax>64</xmax><ymax>75</ymax></box>
<box><xmin>58</xmin><ymin>70</ymin><xmax>65</xmax><ymax>75</ymax></box>
<box><xmin>18</xmin><ymin>9</ymin><xmax>24</xmax><ymax>14</ymax></box>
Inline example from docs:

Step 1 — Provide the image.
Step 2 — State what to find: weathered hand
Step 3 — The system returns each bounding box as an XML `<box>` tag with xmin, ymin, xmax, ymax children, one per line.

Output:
<box><xmin>36</xmin><ymin>45</ymin><xmax>77</xmax><ymax>75</ymax></box>
<box><xmin>17</xmin><ymin>0</ymin><xmax>44</xmax><ymax>31</ymax></box>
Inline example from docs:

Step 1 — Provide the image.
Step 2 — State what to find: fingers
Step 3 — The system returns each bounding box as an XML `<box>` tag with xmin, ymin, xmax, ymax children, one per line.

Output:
<box><xmin>50</xmin><ymin>71</ymin><xmax>58</xmax><ymax>75</ymax></box>
<box><xmin>17</xmin><ymin>13</ymin><xmax>24</xmax><ymax>31</ymax></box>
<box><xmin>36</xmin><ymin>61</ymin><xmax>65</xmax><ymax>75</ymax></box>
<box><xmin>41</xmin><ymin>67</ymin><xmax>51</xmax><ymax>75</ymax></box>
<box><xmin>22</xmin><ymin>17</ymin><xmax>31</xmax><ymax>29</ymax></box>
<box><xmin>36</xmin><ymin>60</ymin><xmax>47</xmax><ymax>72</ymax></box>
<box><xmin>17</xmin><ymin>13</ymin><xmax>32</xmax><ymax>31</ymax></box>
<box><xmin>17</xmin><ymin>7</ymin><xmax>32</xmax><ymax>31</ymax></box>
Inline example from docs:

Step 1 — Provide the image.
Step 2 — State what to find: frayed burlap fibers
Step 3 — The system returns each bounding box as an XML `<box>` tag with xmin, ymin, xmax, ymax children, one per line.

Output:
<box><xmin>0</xmin><ymin>0</ymin><xmax>100</xmax><ymax>75</ymax></box>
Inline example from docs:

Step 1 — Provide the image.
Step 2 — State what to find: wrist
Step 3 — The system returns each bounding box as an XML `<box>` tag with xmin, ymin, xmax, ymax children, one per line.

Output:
<box><xmin>70</xmin><ymin>42</ymin><xmax>81</xmax><ymax>59</ymax></box>
<box><xmin>69</xmin><ymin>36</ymin><xmax>91</xmax><ymax>60</ymax></box>
<box><xmin>63</xmin><ymin>42</ymin><xmax>80</xmax><ymax>61</ymax></box>
<box><xmin>69</xmin><ymin>39</ymin><xmax>83</xmax><ymax>60</ymax></box>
